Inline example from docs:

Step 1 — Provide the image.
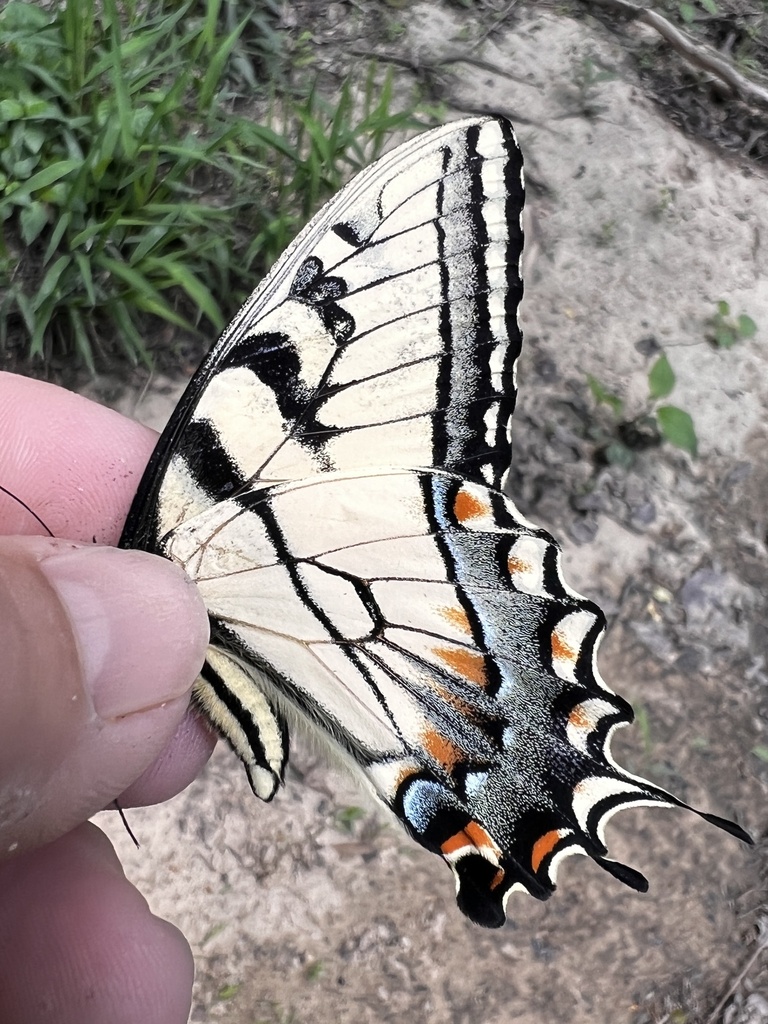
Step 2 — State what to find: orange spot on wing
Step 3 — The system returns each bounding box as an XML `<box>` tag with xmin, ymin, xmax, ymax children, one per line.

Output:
<box><xmin>441</xmin><ymin>820</ymin><xmax>500</xmax><ymax>860</ymax></box>
<box><xmin>441</xmin><ymin>831</ymin><xmax>471</xmax><ymax>856</ymax></box>
<box><xmin>551</xmin><ymin>629</ymin><xmax>576</xmax><ymax>663</ymax></box>
<box><xmin>433</xmin><ymin>646</ymin><xmax>488</xmax><ymax>687</ymax></box>
<box><xmin>422</xmin><ymin>728</ymin><xmax>463</xmax><ymax>771</ymax></box>
<box><xmin>568</xmin><ymin>704</ymin><xmax>591</xmax><ymax>730</ymax></box>
<box><xmin>454</xmin><ymin>488</ymin><xmax>490</xmax><ymax>523</ymax></box>
<box><xmin>507</xmin><ymin>555</ymin><xmax>532</xmax><ymax>576</ymax></box>
<box><xmin>464</xmin><ymin>820</ymin><xmax>499</xmax><ymax>856</ymax></box>
<box><xmin>531</xmin><ymin>829</ymin><xmax>562</xmax><ymax>873</ymax></box>
<box><xmin>393</xmin><ymin>765</ymin><xmax>418</xmax><ymax>790</ymax></box>
<box><xmin>441</xmin><ymin>606</ymin><xmax>471</xmax><ymax>634</ymax></box>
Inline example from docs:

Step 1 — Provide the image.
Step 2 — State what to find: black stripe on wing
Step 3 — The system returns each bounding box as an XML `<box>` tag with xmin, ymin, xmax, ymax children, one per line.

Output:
<box><xmin>432</xmin><ymin>117</ymin><xmax>524</xmax><ymax>488</ymax></box>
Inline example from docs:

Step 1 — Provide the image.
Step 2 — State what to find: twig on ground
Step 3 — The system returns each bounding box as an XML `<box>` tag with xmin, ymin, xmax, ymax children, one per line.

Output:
<box><xmin>349</xmin><ymin>49</ymin><xmax>530</xmax><ymax>87</ymax></box>
<box><xmin>704</xmin><ymin>916</ymin><xmax>768</xmax><ymax>1024</ymax></box>
<box><xmin>471</xmin><ymin>0</ymin><xmax>521</xmax><ymax>52</ymax></box>
<box><xmin>587</xmin><ymin>0</ymin><xmax>768</xmax><ymax>110</ymax></box>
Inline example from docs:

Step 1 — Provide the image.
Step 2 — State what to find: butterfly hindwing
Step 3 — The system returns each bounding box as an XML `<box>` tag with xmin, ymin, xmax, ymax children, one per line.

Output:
<box><xmin>160</xmin><ymin>467</ymin><xmax>681</xmax><ymax>927</ymax></box>
<box><xmin>120</xmin><ymin>115</ymin><xmax>750</xmax><ymax>928</ymax></box>
<box><xmin>196</xmin><ymin>647</ymin><xmax>289</xmax><ymax>801</ymax></box>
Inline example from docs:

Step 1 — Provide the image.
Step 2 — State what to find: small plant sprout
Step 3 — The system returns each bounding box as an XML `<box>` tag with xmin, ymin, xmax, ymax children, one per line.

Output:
<box><xmin>648</xmin><ymin>353</ymin><xmax>698</xmax><ymax>457</ymax></box>
<box><xmin>334</xmin><ymin>805</ymin><xmax>366</xmax><ymax>834</ymax></box>
<box><xmin>707</xmin><ymin>300</ymin><xmax>757</xmax><ymax>349</ymax></box>
<box><xmin>567</xmin><ymin>55</ymin><xmax>618</xmax><ymax>118</ymax></box>
<box><xmin>587</xmin><ymin>352</ymin><xmax>698</xmax><ymax>466</ymax></box>
<box><xmin>304</xmin><ymin>960</ymin><xmax>324</xmax><ymax>981</ymax></box>
<box><xmin>587</xmin><ymin>375</ymin><xmax>624</xmax><ymax>418</ymax></box>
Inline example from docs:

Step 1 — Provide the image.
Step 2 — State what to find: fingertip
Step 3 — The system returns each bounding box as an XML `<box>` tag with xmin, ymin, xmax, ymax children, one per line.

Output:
<box><xmin>0</xmin><ymin>538</ymin><xmax>210</xmax><ymax>854</ymax></box>
<box><xmin>0</xmin><ymin>372</ymin><xmax>158</xmax><ymax>543</ymax></box>
<box><xmin>118</xmin><ymin>709</ymin><xmax>218</xmax><ymax>807</ymax></box>
<box><xmin>39</xmin><ymin>543</ymin><xmax>210</xmax><ymax>720</ymax></box>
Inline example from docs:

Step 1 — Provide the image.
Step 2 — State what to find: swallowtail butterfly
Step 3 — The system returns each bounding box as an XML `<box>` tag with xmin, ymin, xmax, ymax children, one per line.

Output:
<box><xmin>120</xmin><ymin>117</ymin><xmax>750</xmax><ymax>928</ymax></box>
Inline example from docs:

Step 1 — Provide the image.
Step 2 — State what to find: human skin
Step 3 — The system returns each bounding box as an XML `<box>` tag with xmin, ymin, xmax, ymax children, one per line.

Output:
<box><xmin>0</xmin><ymin>371</ymin><xmax>216</xmax><ymax>1024</ymax></box>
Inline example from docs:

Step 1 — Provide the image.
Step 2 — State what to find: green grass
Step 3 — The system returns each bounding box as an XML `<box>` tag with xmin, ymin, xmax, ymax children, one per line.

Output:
<box><xmin>0</xmin><ymin>0</ymin><xmax>421</xmax><ymax>370</ymax></box>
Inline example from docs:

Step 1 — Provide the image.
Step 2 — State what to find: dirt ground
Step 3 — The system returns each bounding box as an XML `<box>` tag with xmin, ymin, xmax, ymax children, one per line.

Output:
<box><xmin>85</xmin><ymin>3</ymin><xmax>768</xmax><ymax>1023</ymax></box>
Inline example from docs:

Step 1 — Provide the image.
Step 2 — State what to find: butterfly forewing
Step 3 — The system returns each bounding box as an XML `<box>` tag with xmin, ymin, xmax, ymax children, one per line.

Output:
<box><xmin>121</xmin><ymin>117</ymin><xmax>523</xmax><ymax>553</ymax></box>
<box><xmin>120</xmin><ymin>115</ymin><xmax>750</xmax><ymax>928</ymax></box>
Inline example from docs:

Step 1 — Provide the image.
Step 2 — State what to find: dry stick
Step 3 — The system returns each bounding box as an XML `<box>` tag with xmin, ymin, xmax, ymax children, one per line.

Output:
<box><xmin>347</xmin><ymin>49</ymin><xmax>568</xmax><ymax>137</ymax></box>
<box><xmin>588</xmin><ymin>0</ymin><xmax>768</xmax><ymax>110</ymax></box>
<box><xmin>471</xmin><ymin>0</ymin><xmax>521</xmax><ymax>52</ymax></box>
<box><xmin>348</xmin><ymin>49</ymin><xmax>530</xmax><ymax>88</ymax></box>
<box><xmin>704</xmin><ymin>920</ymin><xmax>768</xmax><ymax>1024</ymax></box>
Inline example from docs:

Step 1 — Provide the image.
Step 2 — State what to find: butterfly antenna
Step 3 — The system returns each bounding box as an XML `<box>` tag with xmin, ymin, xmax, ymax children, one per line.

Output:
<box><xmin>0</xmin><ymin>484</ymin><xmax>54</xmax><ymax>537</ymax></box>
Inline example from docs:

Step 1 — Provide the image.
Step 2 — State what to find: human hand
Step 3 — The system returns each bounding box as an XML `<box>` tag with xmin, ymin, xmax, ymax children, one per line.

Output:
<box><xmin>0</xmin><ymin>371</ymin><xmax>215</xmax><ymax>1024</ymax></box>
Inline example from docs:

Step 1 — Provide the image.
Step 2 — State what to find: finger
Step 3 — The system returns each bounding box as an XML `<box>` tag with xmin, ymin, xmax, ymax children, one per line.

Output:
<box><xmin>118</xmin><ymin>707</ymin><xmax>218</xmax><ymax>808</ymax></box>
<box><xmin>0</xmin><ymin>371</ymin><xmax>157</xmax><ymax>542</ymax></box>
<box><xmin>0</xmin><ymin>372</ymin><xmax>218</xmax><ymax>805</ymax></box>
<box><xmin>0</xmin><ymin>536</ymin><xmax>210</xmax><ymax>858</ymax></box>
<box><xmin>0</xmin><ymin>822</ymin><xmax>194</xmax><ymax>1024</ymax></box>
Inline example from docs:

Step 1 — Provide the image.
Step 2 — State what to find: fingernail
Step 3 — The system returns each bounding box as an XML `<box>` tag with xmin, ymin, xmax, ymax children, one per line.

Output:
<box><xmin>40</xmin><ymin>546</ymin><xmax>209</xmax><ymax>720</ymax></box>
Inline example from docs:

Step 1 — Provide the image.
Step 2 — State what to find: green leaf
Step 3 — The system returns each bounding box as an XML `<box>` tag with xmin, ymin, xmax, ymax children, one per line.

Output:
<box><xmin>700</xmin><ymin>0</ymin><xmax>718</xmax><ymax>12</ymax></box>
<box><xmin>752</xmin><ymin>745</ymin><xmax>768</xmax><ymax>762</ymax></box>
<box><xmin>74</xmin><ymin>252</ymin><xmax>96</xmax><ymax>307</ymax></box>
<box><xmin>43</xmin><ymin>210</ymin><xmax>70</xmax><ymax>263</ymax></box>
<box><xmin>11</xmin><ymin>155</ymin><xmax>41</xmax><ymax>179</ymax></box>
<box><xmin>132</xmin><ymin>293</ymin><xmax>192</xmax><ymax>331</ymax></box>
<box><xmin>0</xmin><ymin>99</ymin><xmax>25</xmax><ymax>121</ymax></box>
<box><xmin>13</xmin><ymin>290</ymin><xmax>36</xmax><ymax>336</ymax></box>
<box><xmin>604</xmin><ymin>441</ymin><xmax>635</xmax><ymax>469</ymax></box>
<box><xmin>96</xmin><ymin>255</ymin><xmax>189</xmax><ymax>333</ymax></box>
<box><xmin>648</xmin><ymin>353</ymin><xmax>675</xmax><ymax>400</ymax></box>
<box><xmin>68</xmin><ymin>306</ymin><xmax>95</xmax><ymax>373</ymax></box>
<box><xmin>0</xmin><ymin>2</ymin><xmax>53</xmax><ymax>31</ymax></box>
<box><xmin>92</xmin><ymin>117</ymin><xmax>122</xmax><ymax>182</ymax></box>
<box><xmin>198</xmin><ymin>16</ymin><xmax>249</xmax><ymax>111</ymax></box>
<box><xmin>656</xmin><ymin>405</ymin><xmax>698</xmax><ymax>458</ymax></box>
<box><xmin>19</xmin><ymin>201</ymin><xmax>49</xmax><ymax>244</ymax></box>
<box><xmin>144</xmin><ymin>259</ymin><xmax>225</xmax><ymax>331</ymax></box>
<box><xmin>679</xmin><ymin>2</ymin><xmax>696</xmax><ymax>22</ymax></box>
<box><xmin>1</xmin><ymin>158</ymin><xmax>79</xmax><ymax>205</ymax></box>
<box><xmin>31</xmin><ymin>254</ymin><xmax>70</xmax><ymax>311</ymax></box>
<box><xmin>200</xmin><ymin>0</ymin><xmax>223</xmax><ymax>54</ymax></box>
<box><xmin>713</xmin><ymin>324</ymin><xmax>735</xmax><ymax>349</ymax></box>
<box><xmin>587</xmin><ymin>374</ymin><xmax>624</xmax><ymax>417</ymax></box>
<box><xmin>335</xmin><ymin>806</ymin><xmax>366</xmax><ymax>833</ymax></box>
<box><xmin>737</xmin><ymin>314</ymin><xmax>757</xmax><ymax>339</ymax></box>
<box><xmin>716</xmin><ymin>299</ymin><xmax>730</xmax><ymax>316</ymax></box>
<box><xmin>29</xmin><ymin>294</ymin><xmax>55</xmax><ymax>358</ymax></box>
<box><xmin>102</xmin><ymin>0</ymin><xmax>137</xmax><ymax>162</ymax></box>
<box><xmin>21</xmin><ymin>125</ymin><xmax>46</xmax><ymax>155</ymax></box>
<box><xmin>128</xmin><ymin>224</ymin><xmax>166</xmax><ymax>265</ymax></box>
<box><xmin>110</xmin><ymin>299</ymin><xmax>148</xmax><ymax>365</ymax></box>
<box><xmin>305</xmin><ymin>960</ymin><xmax>324</xmax><ymax>981</ymax></box>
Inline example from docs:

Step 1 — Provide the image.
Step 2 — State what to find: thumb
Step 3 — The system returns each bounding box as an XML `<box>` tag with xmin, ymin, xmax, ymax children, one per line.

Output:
<box><xmin>0</xmin><ymin>536</ymin><xmax>209</xmax><ymax>858</ymax></box>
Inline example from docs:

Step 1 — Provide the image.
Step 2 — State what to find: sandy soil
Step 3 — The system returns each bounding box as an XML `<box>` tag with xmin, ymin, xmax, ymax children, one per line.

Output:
<box><xmin>90</xmin><ymin>4</ymin><xmax>768</xmax><ymax>1023</ymax></box>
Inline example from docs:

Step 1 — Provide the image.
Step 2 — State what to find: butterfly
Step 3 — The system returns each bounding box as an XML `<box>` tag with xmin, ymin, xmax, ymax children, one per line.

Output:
<box><xmin>119</xmin><ymin>116</ymin><xmax>750</xmax><ymax>928</ymax></box>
